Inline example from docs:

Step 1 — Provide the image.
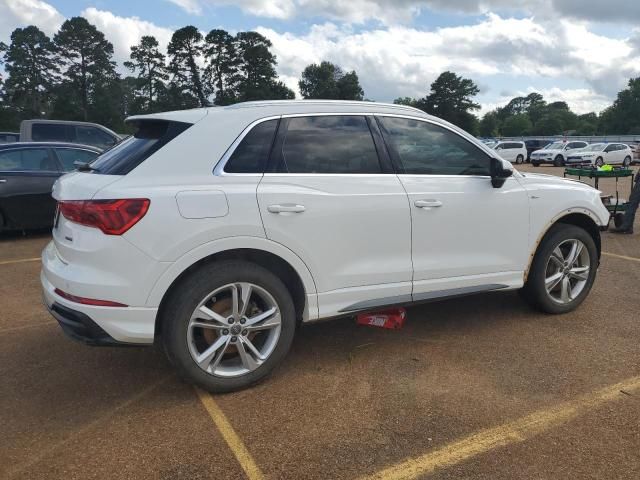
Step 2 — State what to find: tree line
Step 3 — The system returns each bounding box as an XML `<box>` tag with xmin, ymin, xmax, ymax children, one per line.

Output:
<box><xmin>1</xmin><ymin>16</ymin><xmax>639</xmax><ymax>136</ymax></box>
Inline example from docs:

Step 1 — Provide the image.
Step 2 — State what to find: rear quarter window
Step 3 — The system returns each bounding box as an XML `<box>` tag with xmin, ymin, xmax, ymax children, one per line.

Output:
<box><xmin>88</xmin><ymin>120</ymin><xmax>192</xmax><ymax>175</ymax></box>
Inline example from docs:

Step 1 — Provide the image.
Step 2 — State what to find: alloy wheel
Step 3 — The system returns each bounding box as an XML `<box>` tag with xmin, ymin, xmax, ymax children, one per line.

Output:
<box><xmin>544</xmin><ymin>239</ymin><xmax>591</xmax><ymax>305</ymax></box>
<box><xmin>187</xmin><ymin>283</ymin><xmax>282</xmax><ymax>377</ymax></box>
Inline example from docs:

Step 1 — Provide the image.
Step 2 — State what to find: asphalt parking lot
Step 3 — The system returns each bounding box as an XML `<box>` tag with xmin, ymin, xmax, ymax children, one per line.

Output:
<box><xmin>1</xmin><ymin>165</ymin><xmax>639</xmax><ymax>480</ymax></box>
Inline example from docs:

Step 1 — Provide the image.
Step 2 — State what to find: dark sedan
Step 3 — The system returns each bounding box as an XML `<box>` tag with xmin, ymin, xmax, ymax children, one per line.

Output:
<box><xmin>0</xmin><ymin>142</ymin><xmax>101</xmax><ymax>231</ymax></box>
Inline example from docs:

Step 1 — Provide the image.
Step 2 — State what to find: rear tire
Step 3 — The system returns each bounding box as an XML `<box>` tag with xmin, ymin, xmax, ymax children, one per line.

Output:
<box><xmin>516</xmin><ymin>154</ymin><xmax>524</xmax><ymax>164</ymax></box>
<box><xmin>161</xmin><ymin>260</ymin><xmax>296</xmax><ymax>393</ymax></box>
<box><xmin>521</xmin><ymin>224</ymin><xmax>597</xmax><ymax>314</ymax></box>
<box><xmin>623</xmin><ymin>156</ymin><xmax>631</xmax><ymax>167</ymax></box>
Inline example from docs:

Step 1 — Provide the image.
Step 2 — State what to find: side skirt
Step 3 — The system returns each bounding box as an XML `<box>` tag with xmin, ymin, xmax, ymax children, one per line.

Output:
<box><xmin>337</xmin><ymin>283</ymin><xmax>509</xmax><ymax>315</ymax></box>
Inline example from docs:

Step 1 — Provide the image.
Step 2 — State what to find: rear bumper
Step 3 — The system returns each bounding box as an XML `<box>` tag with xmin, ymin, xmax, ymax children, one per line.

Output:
<box><xmin>47</xmin><ymin>301</ymin><xmax>129</xmax><ymax>346</ymax></box>
<box><xmin>41</xmin><ymin>267</ymin><xmax>157</xmax><ymax>345</ymax></box>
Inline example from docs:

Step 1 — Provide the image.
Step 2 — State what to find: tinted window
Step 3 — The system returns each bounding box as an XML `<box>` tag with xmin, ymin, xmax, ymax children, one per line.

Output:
<box><xmin>75</xmin><ymin>126</ymin><xmax>117</xmax><ymax>149</ymax></box>
<box><xmin>32</xmin><ymin>124</ymin><xmax>71</xmax><ymax>142</ymax></box>
<box><xmin>379</xmin><ymin>117</ymin><xmax>491</xmax><ymax>176</ymax></box>
<box><xmin>279</xmin><ymin>116</ymin><xmax>381</xmax><ymax>174</ymax></box>
<box><xmin>89</xmin><ymin>120</ymin><xmax>191</xmax><ymax>175</ymax></box>
<box><xmin>55</xmin><ymin>148</ymin><xmax>99</xmax><ymax>171</ymax></box>
<box><xmin>0</xmin><ymin>148</ymin><xmax>55</xmax><ymax>171</ymax></box>
<box><xmin>225</xmin><ymin>120</ymin><xmax>278</xmax><ymax>173</ymax></box>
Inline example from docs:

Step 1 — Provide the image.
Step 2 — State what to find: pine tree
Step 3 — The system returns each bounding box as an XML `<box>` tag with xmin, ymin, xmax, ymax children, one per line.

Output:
<box><xmin>3</xmin><ymin>26</ymin><xmax>59</xmax><ymax>118</ymax></box>
<box><xmin>203</xmin><ymin>29</ymin><xmax>240</xmax><ymax>105</ymax></box>
<box><xmin>235</xmin><ymin>32</ymin><xmax>294</xmax><ymax>101</ymax></box>
<box><xmin>54</xmin><ymin>17</ymin><xmax>118</xmax><ymax>121</ymax></box>
<box><xmin>167</xmin><ymin>26</ymin><xmax>207</xmax><ymax>108</ymax></box>
<box><xmin>124</xmin><ymin>35</ymin><xmax>168</xmax><ymax>113</ymax></box>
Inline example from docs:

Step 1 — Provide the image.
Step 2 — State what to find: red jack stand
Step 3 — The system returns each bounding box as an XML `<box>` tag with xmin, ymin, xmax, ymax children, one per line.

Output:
<box><xmin>356</xmin><ymin>307</ymin><xmax>406</xmax><ymax>330</ymax></box>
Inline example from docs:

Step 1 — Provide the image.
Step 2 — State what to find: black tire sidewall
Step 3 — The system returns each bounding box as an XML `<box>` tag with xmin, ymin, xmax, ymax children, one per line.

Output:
<box><xmin>516</xmin><ymin>155</ymin><xmax>524</xmax><ymax>164</ymax></box>
<box><xmin>162</xmin><ymin>260</ymin><xmax>296</xmax><ymax>393</ymax></box>
<box><xmin>596</xmin><ymin>157</ymin><xmax>604</xmax><ymax>167</ymax></box>
<box><xmin>554</xmin><ymin>155</ymin><xmax>564</xmax><ymax>167</ymax></box>
<box><xmin>524</xmin><ymin>224</ymin><xmax>598</xmax><ymax>314</ymax></box>
<box><xmin>623</xmin><ymin>156</ymin><xmax>631</xmax><ymax>167</ymax></box>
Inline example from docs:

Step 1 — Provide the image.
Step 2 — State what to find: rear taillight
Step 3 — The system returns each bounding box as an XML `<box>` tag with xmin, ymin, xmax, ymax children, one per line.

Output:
<box><xmin>58</xmin><ymin>199</ymin><xmax>150</xmax><ymax>235</ymax></box>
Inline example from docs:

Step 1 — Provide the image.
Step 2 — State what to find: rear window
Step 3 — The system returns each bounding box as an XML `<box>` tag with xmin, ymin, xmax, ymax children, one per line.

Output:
<box><xmin>88</xmin><ymin>120</ymin><xmax>191</xmax><ymax>175</ymax></box>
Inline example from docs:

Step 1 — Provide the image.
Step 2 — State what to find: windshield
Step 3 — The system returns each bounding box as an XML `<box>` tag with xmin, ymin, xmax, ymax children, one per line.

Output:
<box><xmin>544</xmin><ymin>142</ymin><xmax>565</xmax><ymax>150</ymax></box>
<box><xmin>584</xmin><ymin>143</ymin><xmax>605</xmax><ymax>152</ymax></box>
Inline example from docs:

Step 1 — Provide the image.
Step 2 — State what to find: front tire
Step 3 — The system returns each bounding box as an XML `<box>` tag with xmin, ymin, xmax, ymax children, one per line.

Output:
<box><xmin>553</xmin><ymin>155</ymin><xmax>565</xmax><ymax>167</ymax></box>
<box><xmin>595</xmin><ymin>157</ymin><xmax>604</xmax><ymax>167</ymax></box>
<box><xmin>162</xmin><ymin>260</ymin><xmax>296</xmax><ymax>393</ymax></box>
<box><xmin>521</xmin><ymin>224</ymin><xmax>597</xmax><ymax>314</ymax></box>
<box><xmin>532</xmin><ymin>161</ymin><xmax>540</xmax><ymax>167</ymax></box>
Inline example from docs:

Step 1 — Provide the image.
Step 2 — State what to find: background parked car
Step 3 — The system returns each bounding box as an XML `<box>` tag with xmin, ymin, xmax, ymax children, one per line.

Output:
<box><xmin>0</xmin><ymin>132</ymin><xmax>20</xmax><ymax>144</ymax></box>
<box><xmin>530</xmin><ymin>140</ymin><xmax>589</xmax><ymax>166</ymax></box>
<box><xmin>493</xmin><ymin>141</ymin><xmax>527</xmax><ymax>164</ymax></box>
<box><xmin>0</xmin><ymin>142</ymin><xmax>101</xmax><ymax>231</ymax></box>
<box><xmin>566</xmin><ymin>143</ymin><xmax>633</xmax><ymax>167</ymax></box>
<box><xmin>524</xmin><ymin>139</ymin><xmax>550</xmax><ymax>161</ymax></box>
<box><xmin>19</xmin><ymin>120</ymin><xmax>120</xmax><ymax>151</ymax></box>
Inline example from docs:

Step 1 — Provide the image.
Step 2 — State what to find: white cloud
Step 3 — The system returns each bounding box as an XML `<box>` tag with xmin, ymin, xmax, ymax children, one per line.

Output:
<box><xmin>166</xmin><ymin>0</ymin><xmax>203</xmax><ymax>15</ymax></box>
<box><xmin>167</xmin><ymin>0</ymin><xmax>640</xmax><ymax>25</ymax></box>
<box><xmin>0</xmin><ymin>0</ymin><xmax>63</xmax><ymax>41</ymax></box>
<box><xmin>81</xmin><ymin>8</ymin><xmax>174</xmax><ymax>72</ymax></box>
<box><xmin>258</xmin><ymin>14</ymin><xmax>640</xmax><ymax>108</ymax></box>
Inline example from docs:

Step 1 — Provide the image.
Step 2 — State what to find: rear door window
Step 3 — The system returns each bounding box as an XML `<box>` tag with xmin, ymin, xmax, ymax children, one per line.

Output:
<box><xmin>88</xmin><ymin>120</ymin><xmax>191</xmax><ymax>175</ymax></box>
<box><xmin>277</xmin><ymin>116</ymin><xmax>381</xmax><ymax>174</ymax></box>
<box><xmin>0</xmin><ymin>148</ymin><xmax>56</xmax><ymax>171</ymax></box>
<box><xmin>224</xmin><ymin>119</ymin><xmax>278</xmax><ymax>173</ymax></box>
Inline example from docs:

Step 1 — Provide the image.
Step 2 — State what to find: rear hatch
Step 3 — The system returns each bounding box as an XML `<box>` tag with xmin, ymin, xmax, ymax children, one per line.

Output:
<box><xmin>52</xmin><ymin>119</ymin><xmax>193</xmax><ymax>264</ymax></box>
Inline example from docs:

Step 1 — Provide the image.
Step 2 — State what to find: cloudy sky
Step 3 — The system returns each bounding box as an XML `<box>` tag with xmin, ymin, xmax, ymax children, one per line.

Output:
<box><xmin>2</xmin><ymin>0</ymin><xmax>640</xmax><ymax>114</ymax></box>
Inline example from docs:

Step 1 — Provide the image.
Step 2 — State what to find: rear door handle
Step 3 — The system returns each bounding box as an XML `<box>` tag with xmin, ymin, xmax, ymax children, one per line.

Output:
<box><xmin>267</xmin><ymin>204</ymin><xmax>306</xmax><ymax>214</ymax></box>
<box><xmin>414</xmin><ymin>199</ymin><xmax>442</xmax><ymax>209</ymax></box>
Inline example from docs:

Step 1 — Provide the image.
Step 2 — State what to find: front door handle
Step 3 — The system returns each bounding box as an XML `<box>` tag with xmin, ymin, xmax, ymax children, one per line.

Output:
<box><xmin>414</xmin><ymin>199</ymin><xmax>443</xmax><ymax>209</ymax></box>
<box><xmin>267</xmin><ymin>204</ymin><xmax>306</xmax><ymax>214</ymax></box>
<box><xmin>0</xmin><ymin>179</ymin><xmax>6</xmax><ymax>183</ymax></box>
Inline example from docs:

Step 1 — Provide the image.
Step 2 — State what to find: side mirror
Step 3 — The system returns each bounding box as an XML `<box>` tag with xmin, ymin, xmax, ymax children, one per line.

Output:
<box><xmin>490</xmin><ymin>157</ymin><xmax>513</xmax><ymax>188</ymax></box>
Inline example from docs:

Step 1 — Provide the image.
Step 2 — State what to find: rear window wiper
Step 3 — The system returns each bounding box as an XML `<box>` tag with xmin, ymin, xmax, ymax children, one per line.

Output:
<box><xmin>74</xmin><ymin>161</ymin><xmax>100</xmax><ymax>173</ymax></box>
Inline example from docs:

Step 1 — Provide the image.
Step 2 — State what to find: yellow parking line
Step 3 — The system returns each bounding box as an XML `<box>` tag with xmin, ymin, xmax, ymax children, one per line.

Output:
<box><xmin>0</xmin><ymin>257</ymin><xmax>40</xmax><ymax>266</ymax></box>
<box><xmin>195</xmin><ymin>388</ymin><xmax>265</xmax><ymax>480</ymax></box>
<box><xmin>361</xmin><ymin>376</ymin><xmax>640</xmax><ymax>480</ymax></box>
<box><xmin>602</xmin><ymin>251</ymin><xmax>640</xmax><ymax>263</ymax></box>
<box><xmin>6</xmin><ymin>376</ymin><xmax>171</xmax><ymax>479</ymax></box>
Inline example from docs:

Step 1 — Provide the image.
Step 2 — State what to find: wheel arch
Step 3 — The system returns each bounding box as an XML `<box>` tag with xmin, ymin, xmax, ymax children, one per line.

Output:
<box><xmin>524</xmin><ymin>210</ymin><xmax>602</xmax><ymax>282</ymax></box>
<box><xmin>148</xmin><ymin>237</ymin><xmax>319</xmax><ymax>340</ymax></box>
